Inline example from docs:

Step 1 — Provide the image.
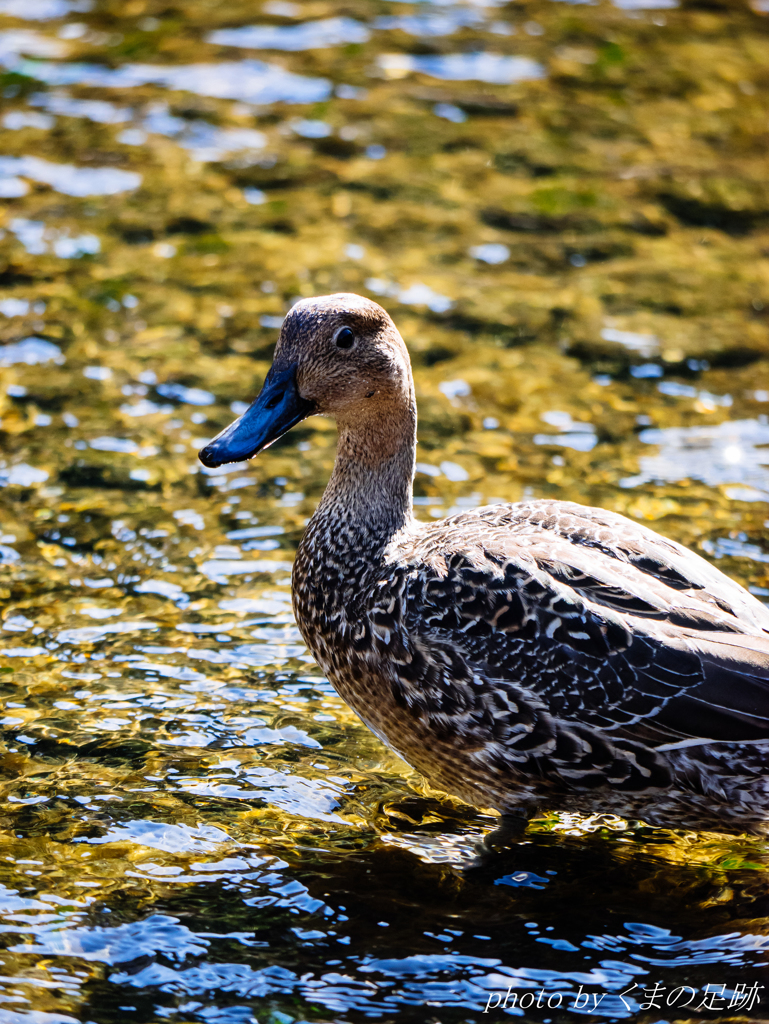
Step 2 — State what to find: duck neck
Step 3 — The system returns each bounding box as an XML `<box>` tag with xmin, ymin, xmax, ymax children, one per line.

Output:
<box><xmin>312</xmin><ymin>395</ymin><xmax>417</xmax><ymax>557</ymax></box>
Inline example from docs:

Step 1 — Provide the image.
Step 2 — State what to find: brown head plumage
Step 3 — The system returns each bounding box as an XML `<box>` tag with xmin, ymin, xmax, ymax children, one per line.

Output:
<box><xmin>279</xmin><ymin>293</ymin><xmax>413</xmax><ymax>419</ymax></box>
<box><xmin>199</xmin><ymin>293</ymin><xmax>414</xmax><ymax>469</ymax></box>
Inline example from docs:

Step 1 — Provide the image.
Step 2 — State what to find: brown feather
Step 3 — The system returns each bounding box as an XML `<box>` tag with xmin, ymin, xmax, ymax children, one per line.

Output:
<box><xmin>210</xmin><ymin>294</ymin><xmax>769</xmax><ymax>835</ymax></box>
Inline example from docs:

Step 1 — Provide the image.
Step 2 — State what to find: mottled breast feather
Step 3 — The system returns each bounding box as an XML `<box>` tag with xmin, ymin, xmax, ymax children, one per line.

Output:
<box><xmin>294</xmin><ymin>497</ymin><xmax>769</xmax><ymax>816</ymax></box>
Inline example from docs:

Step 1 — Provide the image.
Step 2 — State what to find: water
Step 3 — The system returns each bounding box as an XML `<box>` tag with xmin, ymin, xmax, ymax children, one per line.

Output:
<box><xmin>0</xmin><ymin>0</ymin><xmax>767</xmax><ymax>1019</ymax></box>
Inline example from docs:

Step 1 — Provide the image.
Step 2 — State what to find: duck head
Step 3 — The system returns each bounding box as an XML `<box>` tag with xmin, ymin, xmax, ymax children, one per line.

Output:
<box><xmin>199</xmin><ymin>292</ymin><xmax>413</xmax><ymax>469</ymax></box>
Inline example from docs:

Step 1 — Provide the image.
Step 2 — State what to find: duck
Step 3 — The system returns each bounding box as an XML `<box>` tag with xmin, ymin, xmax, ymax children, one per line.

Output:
<box><xmin>200</xmin><ymin>293</ymin><xmax>769</xmax><ymax>835</ymax></box>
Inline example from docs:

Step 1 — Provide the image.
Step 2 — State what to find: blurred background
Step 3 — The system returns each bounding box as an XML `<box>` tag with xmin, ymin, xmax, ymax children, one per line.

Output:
<box><xmin>0</xmin><ymin>0</ymin><xmax>767</xmax><ymax>1021</ymax></box>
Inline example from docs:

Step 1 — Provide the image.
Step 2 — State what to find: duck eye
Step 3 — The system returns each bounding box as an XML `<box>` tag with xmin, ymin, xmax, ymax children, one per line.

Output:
<box><xmin>335</xmin><ymin>327</ymin><xmax>355</xmax><ymax>350</ymax></box>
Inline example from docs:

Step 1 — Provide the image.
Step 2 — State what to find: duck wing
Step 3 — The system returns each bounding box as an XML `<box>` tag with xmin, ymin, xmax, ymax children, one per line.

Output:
<box><xmin>372</xmin><ymin>501</ymin><xmax>769</xmax><ymax>792</ymax></box>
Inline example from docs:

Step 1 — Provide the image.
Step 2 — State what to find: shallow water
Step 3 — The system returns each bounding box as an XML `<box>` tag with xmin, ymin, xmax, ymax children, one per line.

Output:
<box><xmin>0</xmin><ymin>0</ymin><xmax>768</xmax><ymax>1020</ymax></box>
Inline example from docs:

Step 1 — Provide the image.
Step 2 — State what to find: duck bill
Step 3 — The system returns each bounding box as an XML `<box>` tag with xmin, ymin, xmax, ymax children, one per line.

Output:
<box><xmin>198</xmin><ymin>364</ymin><xmax>314</xmax><ymax>468</ymax></box>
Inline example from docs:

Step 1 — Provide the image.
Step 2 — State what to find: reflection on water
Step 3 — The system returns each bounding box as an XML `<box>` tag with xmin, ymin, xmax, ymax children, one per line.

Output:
<box><xmin>377</xmin><ymin>51</ymin><xmax>546</xmax><ymax>82</ymax></box>
<box><xmin>623</xmin><ymin>419</ymin><xmax>769</xmax><ymax>494</ymax></box>
<box><xmin>0</xmin><ymin>0</ymin><xmax>91</xmax><ymax>17</ymax></box>
<box><xmin>208</xmin><ymin>17</ymin><xmax>371</xmax><ymax>51</ymax></box>
<box><xmin>9</xmin><ymin>55</ymin><xmax>333</xmax><ymax>104</ymax></box>
<box><xmin>0</xmin><ymin>0</ymin><xmax>767</xmax><ymax>1018</ymax></box>
<box><xmin>0</xmin><ymin>156</ymin><xmax>139</xmax><ymax>196</ymax></box>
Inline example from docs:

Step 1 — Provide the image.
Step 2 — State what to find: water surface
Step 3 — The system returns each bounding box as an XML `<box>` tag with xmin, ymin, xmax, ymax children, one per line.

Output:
<box><xmin>0</xmin><ymin>0</ymin><xmax>768</xmax><ymax>1019</ymax></box>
